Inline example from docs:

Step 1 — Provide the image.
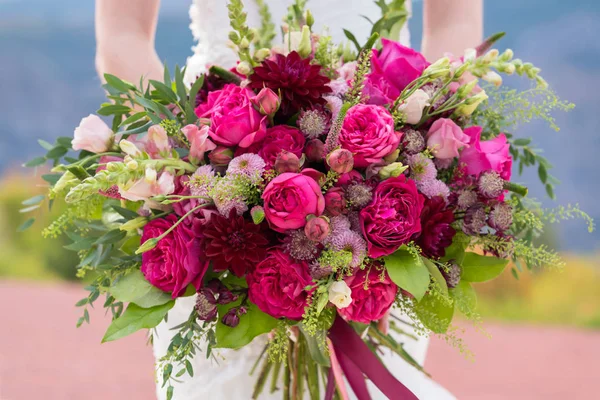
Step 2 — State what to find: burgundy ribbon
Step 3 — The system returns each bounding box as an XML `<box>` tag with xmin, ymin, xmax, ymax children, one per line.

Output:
<box><xmin>328</xmin><ymin>315</ymin><xmax>419</xmax><ymax>400</ymax></box>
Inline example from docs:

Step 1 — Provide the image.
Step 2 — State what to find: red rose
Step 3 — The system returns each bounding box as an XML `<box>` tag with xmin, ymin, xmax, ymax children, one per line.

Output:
<box><xmin>141</xmin><ymin>215</ymin><xmax>208</xmax><ymax>298</ymax></box>
<box><xmin>246</xmin><ymin>248</ymin><xmax>314</xmax><ymax>319</ymax></box>
<box><xmin>339</xmin><ymin>265</ymin><xmax>397</xmax><ymax>324</ymax></box>
<box><xmin>258</xmin><ymin>125</ymin><xmax>306</xmax><ymax>168</ymax></box>
<box><xmin>360</xmin><ymin>175</ymin><xmax>424</xmax><ymax>258</ymax></box>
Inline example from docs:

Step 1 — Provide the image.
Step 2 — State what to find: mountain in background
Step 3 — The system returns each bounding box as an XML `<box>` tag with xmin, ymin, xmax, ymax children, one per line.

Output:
<box><xmin>0</xmin><ymin>0</ymin><xmax>598</xmax><ymax>251</ymax></box>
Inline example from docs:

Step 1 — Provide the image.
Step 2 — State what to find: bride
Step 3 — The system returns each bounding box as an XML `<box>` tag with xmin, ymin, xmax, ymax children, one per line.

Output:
<box><xmin>95</xmin><ymin>1</ymin><xmax>482</xmax><ymax>398</ymax></box>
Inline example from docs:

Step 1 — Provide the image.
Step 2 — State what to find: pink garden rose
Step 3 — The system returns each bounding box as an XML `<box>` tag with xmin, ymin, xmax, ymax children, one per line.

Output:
<box><xmin>181</xmin><ymin>124</ymin><xmax>217</xmax><ymax>164</ymax></box>
<box><xmin>72</xmin><ymin>114</ymin><xmax>114</xmax><ymax>153</ymax></box>
<box><xmin>258</xmin><ymin>126</ymin><xmax>306</xmax><ymax>168</ymax></box>
<box><xmin>360</xmin><ymin>175</ymin><xmax>424</xmax><ymax>258</ymax></box>
<box><xmin>195</xmin><ymin>84</ymin><xmax>267</xmax><ymax>148</ymax></box>
<box><xmin>459</xmin><ymin>126</ymin><xmax>512</xmax><ymax>180</ymax></box>
<box><xmin>324</xmin><ymin>186</ymin><xmax>346</xmax><ymax>216</ymax></box>
<box><xmin>262</xmin><ymin>173</ymin><xmax>325</xmax><ymax>233</ymax></box>
<box><xmin>141</xmin><ymin>215</ymin><xmax>207</xmax><ymax>298</ymax></box>
<box><xmin>246</xmin><ymin>248</ymin><xmax>314</xmax><ymax>319</ymax></box>
<box><xmin>339</xmin><ymin>104</ymin><xmax>401</xmax><ymax>168</ymax></box>
<box><xmin>339</xmin><ymin>265</ymin><xmax>397</xmax><ymax>324</ymax></box>
<box><xmin>426</xmin><ymin>118</ymin><xmax>471</xmax><ymax>160</ymax></box>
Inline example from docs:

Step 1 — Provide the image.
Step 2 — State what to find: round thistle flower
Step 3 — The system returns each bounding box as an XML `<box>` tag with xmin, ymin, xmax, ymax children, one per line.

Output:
<box><xmin>309</xmin><ymin>261</ymin><xmax>334</xmax><ymax>280</ymax></box>
<box><xmin>407</xmin><ymin>153</ymin><xmax>437</xmax><ymax>182</ymax></box>
<box><xmin>488</xmin><ymin>202</ymin><xmax>513</xmax><ymax>232</ymax></box>
<box><xmin>434</xmin><ymin>158</ymin><xmax>454</xmax><ymax>170</ymax></box>
<box><xmin>347</xmin><ymin>211</ymin><xmax>362</xmax><ymax>233</ymax></box>
<box><xmin>227</xmin><ymin>153</ymin><xmax>266</xmax><ymax>183</ymax></box>
<box><xmin>327</xmin><ymin>230</ymin><xmax>367</xmax><ymax>269</ymax></box>
<box><xmin>463</xmin><ymin>204</ymin><xmax>487</xmax><ymax>235</ymax></box>
<box><xmin>189</xmin><ymin>165</ymin><xmax>216</xmax><ymax>199</ymax></box>
<box><xmin>329</xmin><ymin>215</ymin><xmax>352</xmax><ymax>234</ymax></box>
<box><xmin>211</xmin><ymin>178</ymin><xmax>249</xmax><ymax>217</ymax></box>
<box><xmin>248</xmin><ymin>51</ymin><xmax>332</xmax><ymax>116</ymax></box>
<box><xmin>441</xmin><ymin>262</ymin><xmax>462</xmax><ymax>289</ymax></box>
<box><xmin>283</xmin><ymin>229</ymin><xmax>320</xmax><ymax>261</ymax></box>
<box><xmin>346</xmin><ymin>183</ymin><xmax>373</xmax><ymax>209</ymax></box>
<box><xmin>418</xmin><ymin>179</ymin><xmax>451</xmax><ymax>202</ymax></box>
<box><xmin>402</xmin><ymin>129</ymin><xmax>426</xmax><ymax>155</ymax></box>
<box><xmin>456</xmin><ymin>189</ymin><xmax>478</xmax><ymax>210</ymax></box>
<box><xmin>478</xmin><ymin>171</ymin><xmax>505</xmax><ymax>199</ymax></box>
<box><xmin>298</xmin><ymin>108</ymin><xmax>331</xmax><ymax>139</ymax></box>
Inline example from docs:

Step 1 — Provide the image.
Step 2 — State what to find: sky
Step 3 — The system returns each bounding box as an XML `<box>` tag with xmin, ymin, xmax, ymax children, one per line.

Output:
<box><xmin>0</xmin><ymin>0</ymin><xmax>598</xmax><ymax>251</ymax></box>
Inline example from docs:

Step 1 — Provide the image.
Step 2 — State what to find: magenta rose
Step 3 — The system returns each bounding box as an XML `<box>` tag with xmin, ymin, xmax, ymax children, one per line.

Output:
<box><xmin>364</xmin><ymin>39</ymin><xmax>430</xmax><ymax>105</ymax></box>
<box><xmin>195</xmin><ymin>84</ymin><xmax>267</xmax><ymax>148</ymax></box>
<box><xmin>246</xmin><ymin>248</ymin><xmax>314</xmax><ymax>319</ymax></box>
<box><xmin>426</xmin><ymin>118</ymin><xmax>471</xmax><ymax>160</ymax></box>
<box><xmin>339</xmin><ymin>104</ymin><xmax>401</xmax><ymax>168</ymax></box>
<box><xmin>141</xmin><ymin>215</ymin><xmax>208</xmax><ymax>298</ymax></box>
<box><xmin>459</xmin><ymin>126</ymin><xmax>512</xmax><ymax>180</ymax></box>
<box><xmin>258</xmin><ymin>125</ymin><xmax>306</xmax><ymax>168</ymax></box>
<box><xmin>339</xmin><ymin>264</ymin><xmax>397</xmax><ymax>324</ymax></box>
<box><xmin>324</xmin><ymin>186</ymin><xmax>346</xmax><ymax>216</ymax></box>
<box><xmin>360</xmin><ymin>175</ymin><xmax>425</xmax><ymax>258</ymax></box>
<box><xmin>262</xmin><ymin>173</ymin><xmax>326</xmax><ymax>233</ymax></box>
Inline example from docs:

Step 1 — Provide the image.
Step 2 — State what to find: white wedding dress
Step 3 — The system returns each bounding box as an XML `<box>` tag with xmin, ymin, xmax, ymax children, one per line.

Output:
<box><xmin>154</xmin><ymin>1</ymin><xmax>456</xmax><ymax>399</ymax></box>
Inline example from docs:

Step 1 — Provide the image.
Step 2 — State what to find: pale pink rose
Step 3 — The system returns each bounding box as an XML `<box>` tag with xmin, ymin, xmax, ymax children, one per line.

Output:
<box><xmin>119</xmin><ymin>169</ymin><xmax>175</xmax><ymax>202</ymax></box>
<box><xmin>426</xmin><ymin>118</ymin><xmax>470</xmax><ymax>160</ymax></box>
<box><xmin>72</xmin><ymin>114</ymin><xmax>113</xmax><ymax>153</ymax></box>
<box><xmin>181</xmin><ymin>124</ymin><xmax>216</xmax><ymax>164</ymax></box>
<box><xmin>145</xmin><ymin>125</ymin><xmax>170</xmax><ymax>158</ymax></box>
<box><xmin>398</xmin><ymin>89</ymin><xmax>430</xmax><ymax>125</ymax></box>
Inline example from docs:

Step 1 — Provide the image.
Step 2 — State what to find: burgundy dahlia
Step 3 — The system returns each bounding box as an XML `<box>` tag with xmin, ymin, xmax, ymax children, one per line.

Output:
<box><xmin>249</xmin><ymin>51</ymin><xmax>332</xmax><ymax>117</ymax></box>
<box><xmin>416</xmin><ymin>196</ymin><xmax>456</xmax><ymax>259</ymax></box>
<box><xmin>202</xmin><ymin>210</ymin><xmax>269</xmax><ymax>277</ymax></box>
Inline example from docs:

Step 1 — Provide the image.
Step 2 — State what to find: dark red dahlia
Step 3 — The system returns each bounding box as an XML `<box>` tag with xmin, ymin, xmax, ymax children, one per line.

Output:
<box><xmin>248</xmin><ymin>51</ymin><xmax>332</xmax><ymax>117</ymax></box>
<box><xmin>415</xmin><ymin>196</ymin><xmax>456</xmax><ymax>259</ymax></box>
<box><xmin>202</xmin><ymin>210</ymin><xmax>269</xmax><ymax>277</ymax></box>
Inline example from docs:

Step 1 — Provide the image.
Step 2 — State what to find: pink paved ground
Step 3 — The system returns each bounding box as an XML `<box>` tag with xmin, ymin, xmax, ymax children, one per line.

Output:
<box><xmin>1</xmin><ymin>281</ymin><xmax>599</xmax><ymax>400</ymax></box>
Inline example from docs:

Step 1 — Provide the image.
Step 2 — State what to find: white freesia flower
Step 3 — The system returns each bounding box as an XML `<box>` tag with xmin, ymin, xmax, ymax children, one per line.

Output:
<box><xmin>328</xmin><ymin>281</ymin><xmax>352</xmax><ymax>309</ymax></box>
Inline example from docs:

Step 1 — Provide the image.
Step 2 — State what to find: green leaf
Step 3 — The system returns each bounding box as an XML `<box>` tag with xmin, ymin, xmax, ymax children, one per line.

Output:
<box><xmin>189</xmin><ymin>75</ymin><xmax>205</xmax><ymax>106</ymax></box>
<box><xmin>22</xmin><ymin>195</ymin><xmax>45</xmax><ymax>206</ymax></box>
<box><xmin>384</xmin><ymin>247</ymin><xmax>430</xmax><ymax>301</ymax></box>
<box><xmin>215</xmin><ymin>302</ymin><xmax>278</xmax><ymax>349</ymax></box>
<box><xmin>111</xmin><ymin>205</ymin><xmax>140</xmax><ymax>220</ymax></box>
<box><xmin>19</xmin><ymin>205</ymin><xmax>40</xmax><ymax>213</ymax></box>
<box><xmin>414</xmin><ymin>293</ymin><xmax>454</xmax><ymax>334</ymax></box>
<box><xmin>23</xmin><ymin>156</ymin><xmax>47</xmax><ymax>168</ymax></box>
<box><xmin>104</xmin><ymin>74</ymin><xmax>135</xmax><ymax>93</ymax></box>
<box><xmin>422</xmin><ymin>258</ymin><xmax>448</xmax><ymax>296</ymax></box>
<box><xmin>538</xmin><ymin>164</ymin><xmax>548</xmax><ymax>184</ymax></box>
<box><xmin>300</xmin><ymin>327</ymin><xmax>330</xmax><ymax>367</ymax></box>
<box><xmin>120</xmin><ymin>235</ymin><xmax>141</xmax><ymax>255</ymax></box>
<box><xmin>441</xmin><ymin>233</ymin><xmax>470</xmax><ymax>264</ymax></box>
<box><xmin>102</xmin><ymin>301</ymin><xmax>174</xmax><ymax>342</ymax></box>
<box><xmin>185</xmin><ymin>359</ymin><xmax>194</xmax><ymax>377</ymax></box>
<box><xmin>163</xmin><ymin>64</ymin><xmax>172</xmax><ymax>87</ymax></box>
<box><xmin>545</xmin><ymin>184</ymin><xmax>555</xmax><ymax>200</ymax></box>
<box><xmin>119</xmin><ymin>111</ymin><xmax>148</xmax><ymax>128</ymax></box>
<box><xmin>461</xmin><ymin>252</ymin><xmax>509</xmax><ymax>282</ymax></box>
<box><xmin>95</xmin><ymin>229</ymin><xmax>127</xmax><ymax>245</ymax></box>
<box><xmin>38</xmin><ymin>139</ymin><xmax>54</xmax><ymax>151</ymax></box>
<box><xmin>56</xmin><ymin>136</ymin><xmax>74</xmax><ymax>148</ymax></box>
<box><xmin>97</xmin><ymin>104</ymin><xmax>131</xmax><ymax>116</ymax></box>
<box><xmin>174</xmin><ymin>65</ymin><xmax>187</xmax><ymax>109</ymax></box>
<box><xmin>110</xmin><ymin>269</ymin><xmax>172</xmax><ymax>309</ymax></box>
<box><xmin>512</xmin><ymin>138</ymin><xmax>532</xmax><ymax>146</ymax></box>
<box><xmin>149</xmin><ymin>80</ymin><xmax>179</xmax><ymax>104</ymax></box>
<box><xmin>64</xmin><ymin>237</ymin><xmax>96</xmax><ymax>251</ymax></box>
<box><xmin>343</xmin><ymin>29</ymin><xmax>361</xmax><ymax>51</ymax></box>
<box><xmin>46</xmin><ymin>146</ymin><xmax>68</xmax><ymax>159</ymax></box>
<box><xmin>17</xmin><ymin>218</ymin><xmax>35</xmax><ymax>232</ymax></box>
<box><xmin>450</xmin><ymin>281</ymin><xmax>477</xmax><ymax>315</ymax></box>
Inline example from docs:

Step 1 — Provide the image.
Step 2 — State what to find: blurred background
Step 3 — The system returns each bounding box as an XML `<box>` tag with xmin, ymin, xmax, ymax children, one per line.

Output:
<box><xmin>0</xmin><ymin>0</ymin><xmax>599</xmax><ymax>399</ymax></box>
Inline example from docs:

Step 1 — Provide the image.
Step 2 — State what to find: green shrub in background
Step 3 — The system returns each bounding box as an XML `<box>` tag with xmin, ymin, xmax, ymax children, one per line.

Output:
<box><xmin>0</xmin><ymin>172</ymin><xmax>78</xmax><ymax>281</ymax></box>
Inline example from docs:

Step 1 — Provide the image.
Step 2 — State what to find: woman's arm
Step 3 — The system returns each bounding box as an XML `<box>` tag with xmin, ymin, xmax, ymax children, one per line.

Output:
<box><xmin>421</xmin><ymin>0</ymin><xmax>483</xmax><ymax>60</ymax></box>
<box><xmin>95</xmin><ymin>0</ymin><xmax>163</xmax><ymax>83</ymax></box>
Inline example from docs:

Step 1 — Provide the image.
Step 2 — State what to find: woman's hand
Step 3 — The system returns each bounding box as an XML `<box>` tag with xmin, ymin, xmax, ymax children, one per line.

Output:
<box><xmin>422</xmin><ymin>0</ymin><xmax>483</xmax><ymax>60</ymax></box>
<box><xmin>95</xmin><ymin>0</ymin><xmax>163</xmax><ymax>84</ymax></box>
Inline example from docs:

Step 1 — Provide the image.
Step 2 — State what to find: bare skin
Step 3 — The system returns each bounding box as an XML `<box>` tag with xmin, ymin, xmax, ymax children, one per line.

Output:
<box><xmin>95</xmin><ymin>0</ymin><xmax>483</xmax><ymax>82</ymax></box>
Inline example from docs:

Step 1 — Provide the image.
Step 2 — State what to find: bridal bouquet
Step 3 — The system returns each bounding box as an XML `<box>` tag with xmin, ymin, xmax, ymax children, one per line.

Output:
<box><xmin>21</xmin><ymin>0</ymin><xmax>592</xmax><ymax>399</ymax></box>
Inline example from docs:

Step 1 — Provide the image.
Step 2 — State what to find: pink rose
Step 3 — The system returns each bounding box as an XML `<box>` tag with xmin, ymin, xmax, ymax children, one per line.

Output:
<box><xmin>258</xmin><ymin>126</ymin><xmax>306</xmax><ymax>169</ymax></box>
<box><xmin>305</xmin><ymin>139</ymin><xmax>325</xmax><ymax>163</ymax></box>
<box><xmin>208</xmin><ymin>146</ymin><xmax>234</xmax><ymax>167</ymax></box>
<box><xmin>181</xmin><ymin>124</ymin><xmax>217</xmax><ymax>164</ymax></box>
<box><xmin>304</xmin><ymin>216</ymin><xmax>330</xmax><ymax>241</ymax></box>
<box><xmin>324</xmin><ymin>187</ymin><xmax>346</xmax><ymax>216</ymax></box>
<box><xmin>262</xmin><ymin>173</ymin><xmax>325</xmax><ymax>233</ymax></box>
<box><xmin>246</xmin><ymin>248</ymin><xmax>314</xmax><ymax>319</ymax></box>
<box><xmin>251</xmin><ymin>87</ymin><xmax>280</xmax><ymax>116</ymax></box>
<box><xmin>360</xmin><ymin>175</ymin><xmax>424</xmax><ymax>258</ymax></box>
<box><xmin>426</xmin><ymin>118</ymin><xmax>471</xmax><ymax>160</ymax></box>
<box><xmin>72</xmin><ymin>114</ymin><xmax>113</xmax><ymax>153</ymax></box>
<box><xmin>195</xmin><ymin>84</ymin><xmax>267</xmax><ymax>148</ymax></box>
<box><xmin>459</xmin><ymin>126</ymin><xmax>512</xmax><ymax>180</ymax></box>
<box><xmin>274</xmin><ymin>150</ymin><xmax>301</xmax><ymax>173</ymax></box>
<box><xmin>339</xmin><ymin>104</ymin><xmax>401</xmax><ymax>168</ymax></box>
<box><xmin>327</xmin><ymin>148</ymin><xmax>354</xmax><ymax>174</ymax></box>
<box><xmin>339</xmin><ymin>264</ymin><xmax>397</xmax><ymax>324</ymax></box>
<box><xmin>336</xmin><ymin>170</ymin><xmax>364</xmax><ymax>187</ymax></box>
<box><xmin>141</xmin><ymin>215</ymin><xmax>207</xmax><ymax>298</ymax></box>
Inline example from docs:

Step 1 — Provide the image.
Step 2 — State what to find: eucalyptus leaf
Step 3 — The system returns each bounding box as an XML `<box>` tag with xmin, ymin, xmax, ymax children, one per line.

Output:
<box><xmin>461</xmin><ymin>252</ymin><xmax>509</xmax><ymax>282</ymax></box>
<box><xmin>22</xmin><ymin>195</ymin><xmax>45</xmax><ymax>206</ymax></box>
<box><xmin>110</xmin><ymin>269</ymin><xmax>172</xmax><ymax>308</ymax></box>
<box><xmin>215</xmin><ymin>302</ymin><xmax>278</xmax><ymax>349</ymax></box>
<box><xmin>384</xmin><ymin>247</ymin><xmax>430</xmax><ymax>301</ymax></box>
<box><xmin>46</xmin><ymin>146</ymin><xmax>68</xmax><ymax>159</ymax></box>
<box><xmin>95</xmin><ymin>229</ymin><xmax>126</xmax><ymax>245</ymax></box>
<box><xmin>104</xmin><ymin>73</ymin><xmax>136</xmax><ymax>93</ymax></box>
<box><xmin>17</xmin><ymin>218</ymin><xmax>35</xmax><ymax>232</ymax></box>
<box><xmin>102</xmin><ymin>301</ymin><xmax>174</xmax><ymax>342</ymax></box>
<box><xmin>23</xmin><ymin>157</ymin><xmax>47</xmax><ymax>168</ymax></box>
<box><xmin>97</xmin><ymin>104</ymin><xmax>132</xmax><ymax>116</ymax></box>
<box><xmin>149</xmin><ymin>80</ymin><xmax>179</xmax><ymax>104</ymax></box>
<box><xmin>38</xmin><ymin>139</ymin><xmax>54</xmax><ymax>151</ymax></box>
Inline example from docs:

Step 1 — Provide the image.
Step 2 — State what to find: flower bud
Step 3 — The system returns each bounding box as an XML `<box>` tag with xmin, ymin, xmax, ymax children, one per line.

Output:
<box><xmin>239</xmin><ymin>37</ymin><xmax>250</xmax><ymax>50</ymax></box>
<box><xmin>502</xmin><ymin>63</ymin><xmax>516</xmax><ymax>75</ymax></box>
<box><xmin>119</xmin><ymin>139</ymin><xmax>142</xmax><ymax>157</ymax></box>
<box><xmin>304</xmin><ymin>216</ymin><xmax>330</xmax><ymax>242</ymax></box>
<box><xmin>482</xmin><ymin>71</ymin><xmax>503</xmax><ymax>87</ymax></box>
<box><xmin>119</xmin><ymin>216</ymin><xmax>148</xmax><ymax>234</ymax></box>
<box><xmin>482</xmin><ymin>49</ymin><xmax>499</xmax><ymax>63</ymax></box>
<box><xmin>52</xmin><ymin>171</ymin><xmax>78</xmax><ymax>194</ymax></box>
<box><xmin>305</xmin><ymin>139</ymin><xmax>325</xmax><ymax>163</ymax></box>
<box><xmin>196</xmin><ymin>288</ymin><xmax>218</xmax><ymax>321</ymax></box>
<box><xmin>452</xmin><ymin>62</ymin><xmax>470</xmax><ymax>79</ymax></box>
<box><xmin>274</xmin><ymin>150</ymin><xmax>301</xmax><ymax>173</ymax></box>
<box><xmin>106</xmin><ymin>161</ymin><xmax>120</xmax><ymax>172</ymax></box>
<box><xmin>228</xmin><ymin>31</ymin><xmax>240</xmax><ymax>43</ymax></box>
<box><xmin>251</xmin><ymin>87</ymin><xmax>280</xmax><ymax>116</ymax></box>
<box><xmin>378</xmin><ymin>162</ymin><xmax>408</xmax><ymax>180</ymax></box>
<box><xmin>221</xmin><ymin>307</ymin><xmax>246</xmax><ymax>328</ymax></box>
<box><xmin>251</xmin><ymin>206</ymin><xmax>265</xmax><ymax>224</ymax></box>
<box><xmin>424</xmin><ymin>57</ymin><xmax>451</xmax><ymax>78</ymax></box>
<box><xmin>254</xmin><ymin>48</ymin><xmax>271</xmax><ymax>62</ymax></box>
<box><xmin>298</xmin><ymin>25</ymin><xmax>312</xmax><ymax>58</ymax></box>
<box><xmin>327</xmin><ymin>148</ymin><xmax>354</xmax><ymax>174</ymax></box>
<box><xmin>456</xmin><ymin>79</ymin><xmax>480</xmax><ymax>98</ymax></box>
<box><xmin>208</xmin><ymin>146</ymin><xmax>234</xmax><ymax>167</ymax></box>
<box><xmin>463</xmin><ymin>48</ymin><xmax>477</xmax><ymax>62</ymax></box>
<box><xmin>383</xmin><ymin>149</ymin><xmax>400</xmax><ymax>163</ymax></box>
<box><xmin>126</xmin><ymin>159</ymin><xmax>138</xmax><ymax>170</ymax></box>
<box><xmin>236</xmin><ymin>61</ymin><xmax>252</xmax><ymax>76</ymax></box>
<box><xmin>135</xmin><ymin>238</ymin><xmax>159</xmax><ymax>254</ymax></box>
<box><xmin>305</xmin><ymin>10</ymin><xmax>315</xmax><ymax>28</ymax></box>
<box><xmin>144</xmin><ymin>167</ymin><xmax>157</xmax><ymax>183</ymax></box>
<box><xmin>328</xmin><ymin>281</ymin><xmax>352</xmax><ymax>309</ymax></box>
<box><xmin>455</xmin><ymin>90</ymin><xmax>488</xmax><ymax>116</ymax></box>
<box><xmin>500</xmin><ymin>48</ymin><xmax>514</xmax><ymax>62</ymax></box>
